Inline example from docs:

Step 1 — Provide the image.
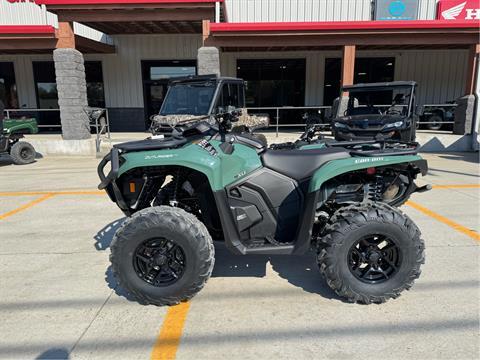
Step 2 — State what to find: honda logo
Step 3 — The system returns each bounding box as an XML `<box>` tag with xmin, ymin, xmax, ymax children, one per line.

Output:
<box><xmin>438</xmin><ymin>0</ymin><xmax>480</xmax><ymax>20</ymax></box>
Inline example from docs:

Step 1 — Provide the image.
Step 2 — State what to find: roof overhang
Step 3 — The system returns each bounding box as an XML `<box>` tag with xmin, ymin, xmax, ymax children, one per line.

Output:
<box><xmin>36</xmin><ymin>0</ymin><xmax>223</xmax><ymax>34</ymax></box>
<box><xmin>206</xmin><ymin>20</ymin><xmax>480</xmax><ymax>51</ymax></box>
<box><xmin>0</xmin><ymin>25</ymin><xmax>115</xmax><ymax>54</ymax></box>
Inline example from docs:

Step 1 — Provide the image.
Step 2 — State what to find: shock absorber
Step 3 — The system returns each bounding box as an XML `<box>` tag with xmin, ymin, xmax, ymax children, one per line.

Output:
<box><xmin>364</xmin><ymin>175</ymin><xmax>384</xmax><ymax>202</ymax></box>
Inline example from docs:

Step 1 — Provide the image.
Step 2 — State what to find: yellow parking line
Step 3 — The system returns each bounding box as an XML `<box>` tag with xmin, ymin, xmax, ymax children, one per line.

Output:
<box><xmin>406</xmin><ymin>200</ymin><xmax>480</xmax><ymax>242</ymax></box>
<box><xmin>431</xmin><ymin>184</ymin><xmax>480</xmax><ymax>189</ymax></box>
<box><xmin>0</xmin><ymin>193</ymin><xmax>55</xmax><ymax>220</ymax></box>
<box><xmin>0</xmin><ymin>190</ymin><xmax>103</xmax><ymax>196</ymax></box>
<box><xmin>151</xmin><ymin>302</ymin><xmax>191</xmax><ymax>360</ymax></box>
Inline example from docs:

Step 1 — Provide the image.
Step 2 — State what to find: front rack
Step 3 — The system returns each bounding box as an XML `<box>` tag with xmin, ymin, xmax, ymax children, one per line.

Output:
<box><xmin>326</xmin><ymin>139</ymin><xmax>420</xmax><ymax>157</ymax></box>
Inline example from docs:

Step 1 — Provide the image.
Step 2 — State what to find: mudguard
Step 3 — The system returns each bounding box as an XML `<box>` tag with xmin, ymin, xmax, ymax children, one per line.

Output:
<box><xmin>308</xmin><ymin>154</ymin><xmax>425</xmax><ymax>192</ymax></box>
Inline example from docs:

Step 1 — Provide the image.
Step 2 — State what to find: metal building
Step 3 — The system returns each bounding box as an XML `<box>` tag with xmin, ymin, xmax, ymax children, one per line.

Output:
<box><xmin>0</xmin><ymin>0</ymin><xmax>478</xmax><ymax>141</ymax></box>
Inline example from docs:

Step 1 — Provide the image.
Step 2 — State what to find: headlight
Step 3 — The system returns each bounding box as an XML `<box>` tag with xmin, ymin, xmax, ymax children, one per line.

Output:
<box><xmin>334</xmin><ymin>122</ymin><xmax>348</xmax><ymax>128</ymax></box>
<box><xmin>384</xmin><ymin>121</ymin><xmax>404</xmax><ymax>129</ymax></box>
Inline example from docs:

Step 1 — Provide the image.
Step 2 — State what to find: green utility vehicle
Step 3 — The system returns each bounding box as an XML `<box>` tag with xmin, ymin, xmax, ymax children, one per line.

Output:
<box><xmin>0</xmin><ymin>117</ymin><xmax>38</xmax><ymax>165</ymax></box>
<box><xmin>98</xmin><ymin>76</ymin><xmax>429</xmax><ymax>306</ymax></box>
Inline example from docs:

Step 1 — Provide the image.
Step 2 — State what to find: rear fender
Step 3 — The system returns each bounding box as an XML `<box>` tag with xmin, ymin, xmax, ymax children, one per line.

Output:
<box><xmin>308</xmin><ymin>155</ymin><xmax>426</xmax><ymax>193</ymax></box>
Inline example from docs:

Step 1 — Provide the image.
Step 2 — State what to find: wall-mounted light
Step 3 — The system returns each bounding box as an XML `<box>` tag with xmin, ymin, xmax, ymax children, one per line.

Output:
<box><xmin>387</xmin><ymin>63</ymin><xmax>393</xmax><ymax>66</ymax></box>
<box><xmin>357</xmin><ymin>72</ymin><xmax>367</xmax><ymax>75</ymax></box>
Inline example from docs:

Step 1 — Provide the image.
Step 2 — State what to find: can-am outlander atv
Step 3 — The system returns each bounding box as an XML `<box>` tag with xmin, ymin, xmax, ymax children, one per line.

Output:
<box><xmin>98</xmin><ymin>76</ymin><xmax>429</xmax><ymax>305</ymax></box>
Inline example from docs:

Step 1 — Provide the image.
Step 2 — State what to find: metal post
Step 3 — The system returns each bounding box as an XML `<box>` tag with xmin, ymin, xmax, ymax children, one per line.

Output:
<box><xmin>275</xmin><ymin>108</ymin><xmax>279</xmax><ymax>137</ymax></box>
<box><xmin>106</xmin><ymin>109</ymin><xmax>111</xmax><ymax>140</ymax></box>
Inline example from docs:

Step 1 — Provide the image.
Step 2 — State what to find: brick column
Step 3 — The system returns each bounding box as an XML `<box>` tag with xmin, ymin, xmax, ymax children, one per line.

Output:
<box><xmin>54</xmin><ymin>22</ymin><xmax>90</xmax><ymax>140</ymax></box>
<box><xmin>336</xmin><ymin>45</ymin><xmax>356</xmax><ymax>117</ymax></box>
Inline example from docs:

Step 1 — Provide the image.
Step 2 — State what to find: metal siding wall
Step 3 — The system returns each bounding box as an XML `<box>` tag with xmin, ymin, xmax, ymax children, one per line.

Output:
<box><xmin>418</xmin><ymin>0</ymin><xmax>439</xmax><ymax>20</ymax></box>
<box><xmin>0</xmin><ymin>1</ymin><xmax>49</xmax><ymax>26</ymax></box>
<box><xmin>395</xmin><ymin>49</ymin><xmax>468</xmax><ymax>104</ymax></box>
<box><xmin>225</xmin><ymin>0</ymin><xmax>372</xmax><ymax>22</ymax></box>
<box><xmin>0</xmin><ymin>1</ymin><xmax>110</xmax><ymax>43</ymax></box>
<box><xmin>224</xmin><ymin>0</ymin><xmax>439</xmax><ymax>22</ymax></box>
<box><xmin>97</xmin><ymin>35</ymin><xmax>202</xmax><ymax>108</ymax></box>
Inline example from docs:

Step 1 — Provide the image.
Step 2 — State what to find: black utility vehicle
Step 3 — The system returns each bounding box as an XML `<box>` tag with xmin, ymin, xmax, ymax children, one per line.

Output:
<box><xmin>332</xmin><ymin>81</ymin><xmax>418</xmax><ymax>142</ymax></box>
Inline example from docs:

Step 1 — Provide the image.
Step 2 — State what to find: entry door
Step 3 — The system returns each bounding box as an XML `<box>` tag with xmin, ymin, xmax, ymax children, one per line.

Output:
<box><xmin>144</xmin><ymin>80</ymin><xmax>169</xmax><ymax>121</ymax></box>
<box><xmin>141</xmin><ymin>60</ymin><xmax>196</xmax><ymax>127</ymax></box>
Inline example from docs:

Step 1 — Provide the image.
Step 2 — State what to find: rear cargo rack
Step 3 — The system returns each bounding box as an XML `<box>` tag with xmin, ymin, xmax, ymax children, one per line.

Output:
<box><xmin>326</xmin><ymin>139</ymin><xmax>420</xmax><ymax>157</ymax></box>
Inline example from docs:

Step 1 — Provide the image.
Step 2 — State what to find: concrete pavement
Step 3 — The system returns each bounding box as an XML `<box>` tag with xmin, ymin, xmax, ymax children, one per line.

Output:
<box><xmin>0</xmin><ymin>151</ymin><xmax>478</xmax><ymax>359</ymax></box>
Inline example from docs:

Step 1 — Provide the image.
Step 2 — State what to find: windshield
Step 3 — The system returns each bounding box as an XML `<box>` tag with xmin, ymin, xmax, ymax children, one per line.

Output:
<box><xmin>160</xmin><ymin>82</ymin><xmax>216</xmax><ymax>116</ymax></box>
<box><xmin>344</xmin><ymin>86</ymin><xmax>413</xmax><ymax>117</ymax></box>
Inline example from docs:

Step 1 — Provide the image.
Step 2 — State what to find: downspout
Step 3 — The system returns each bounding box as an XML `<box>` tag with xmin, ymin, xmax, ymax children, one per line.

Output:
<box><xmin>472</xmin><ymin>51</ymin><xmax>480</xmax><ymax>151</ymax></box>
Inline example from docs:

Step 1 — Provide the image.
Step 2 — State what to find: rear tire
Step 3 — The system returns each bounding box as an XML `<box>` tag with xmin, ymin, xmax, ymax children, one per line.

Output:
<box><xmin>10</xmin><ymin>141</ymin><xmax>36</xmax><ymax>165</ymax></box>
<box><xmin>317</xmin><ymin>203</ymin><xmax>424</xmax><ymax>304</ymax></box>
<box><xmin>110</xmin><ymin>206</ymin><xmax>214</xmax><ymax>306</ymax></box>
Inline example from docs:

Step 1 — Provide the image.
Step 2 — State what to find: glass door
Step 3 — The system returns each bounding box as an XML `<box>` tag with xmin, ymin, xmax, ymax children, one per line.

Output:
<box><xmin>141</xmin><ymin>60</ymin><xmax>196</xmax><ymax>127</ymax></box>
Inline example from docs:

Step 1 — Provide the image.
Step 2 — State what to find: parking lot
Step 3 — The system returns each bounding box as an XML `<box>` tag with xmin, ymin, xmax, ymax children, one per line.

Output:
<box><xmin>0</xmin><ymin>151</ymin><xmax>479</xmax><ymax>360</ymax></box>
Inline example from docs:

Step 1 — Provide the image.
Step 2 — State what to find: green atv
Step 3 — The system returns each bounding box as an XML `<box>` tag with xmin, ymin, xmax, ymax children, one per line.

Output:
<box><xmin>98</xmin><ymin>76</ymin><xmax>429</xmax><ymax>305</ymax></box>
<box><xmin>0</xmin><ymin>117</ymin><xmax>38</xmax><ymax>165</ymax></box>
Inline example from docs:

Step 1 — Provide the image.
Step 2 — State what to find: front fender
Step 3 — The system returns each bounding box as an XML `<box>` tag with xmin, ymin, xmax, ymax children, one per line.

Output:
<box><xmin>308</xmin><ymin>154</ymin><xmax>424</xmax><ymax>193</ymax></box>
<box><xmin>117</xmin><ymin>141</ymin><xmax>262</xmax><ymax>191</ymax></box>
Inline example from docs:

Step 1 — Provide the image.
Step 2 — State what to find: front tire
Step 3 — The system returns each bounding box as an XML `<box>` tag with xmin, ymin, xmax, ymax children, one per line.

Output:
<box><xmin>110</xmin><ymin>206</ymin><xmax>214</xmax><ymax>306</ymax></box>
<box><xmin>10</xmin><ymin>141</ymin><xmax>36</xmax><ymax>165</ymax></box>
<box><xmin>426</xmin><ymin>115</ymin><xmax>443</xmax><ymax>131</ymax></box>
<box><xmin>317</xmin><ymin>203</ymin><xmax>424</xmax><ymax>304</ymax></box>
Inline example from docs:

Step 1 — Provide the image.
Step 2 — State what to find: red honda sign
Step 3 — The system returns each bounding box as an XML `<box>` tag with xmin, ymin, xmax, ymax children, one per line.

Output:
<box><xmin>437</xmin><ymin>0</ymin><xmax>480</xmax><ymax>20</ymax></box>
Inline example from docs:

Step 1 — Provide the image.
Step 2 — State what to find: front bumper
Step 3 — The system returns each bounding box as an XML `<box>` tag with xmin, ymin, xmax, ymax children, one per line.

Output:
<box><xmin>335</xmin><ymin>129</ymin><xmax>399</xmax><ymax>141</ymax></box>
<box><xmin>97</xmin><ymin>148</ymin><xmax>130</xmax><ymax>213</ymax></box>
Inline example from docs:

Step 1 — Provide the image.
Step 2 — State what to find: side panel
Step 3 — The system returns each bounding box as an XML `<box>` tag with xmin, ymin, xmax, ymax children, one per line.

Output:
<box><xmin>309</xmin><ymin>154</ymin><xmax>423</xmax><ymax>192</ymax></box>
<box><xmin>117</xmin><ymin>140</ymin><xmax>262</xmax><ymax>191</ymax></box>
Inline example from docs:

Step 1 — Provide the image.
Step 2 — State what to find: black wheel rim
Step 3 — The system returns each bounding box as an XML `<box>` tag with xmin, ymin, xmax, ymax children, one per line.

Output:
<box><xmin>133</xmin><ymin>238</ymin><xmax>186</xmax><ymax>287</ymax></box>
<box><xmin>348</xmin><ymin>234</ymin><xmax>402</xmax><ymax>284</ymax></box>
<box><xmin>20</xmin><ymin>147</ymin><xmax>33</xmax><ymax>160</ymax></box>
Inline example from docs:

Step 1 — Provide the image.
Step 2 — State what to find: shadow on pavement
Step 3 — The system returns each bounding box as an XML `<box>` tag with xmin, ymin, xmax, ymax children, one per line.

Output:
<box><xmin>93</xmin><ymin>218</ymin><xmax>126</xmax><ymax>251</ymax></box>
<box><xmin>212</xmin><ymin>242</ymin><xmax>343</xmax><ymax>302</ymax></box>
<box><xmin>0</xmin><ymin>155</ymin><xmax>13</xmax><ymax>167</ymax></box>
<box><xmin>35</xmin><ymin>348</ymin><xmax>69</xmax><ymax>360</ymax></box>
<box><xmin>437</xmin><ymin>152</ymin><xmax>479</xmax><ymax>164</ymax></box>
<box><xmin>429</xmin><ymin>167</ymin><xmax>479</xmax><ymax>178</ymax></box>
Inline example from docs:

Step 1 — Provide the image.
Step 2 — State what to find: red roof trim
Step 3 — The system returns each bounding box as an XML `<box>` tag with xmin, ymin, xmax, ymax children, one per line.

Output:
<box><xmin>36</xmin><ymin>0</ymin><xmax>222</xmax><ymax>4</ymax></box>
<box><xmin>0</xmin><ymin>25</ymin><xmax>56</xmax><ymax>34</ymax></box>
<box><xmin>210</xmin><ymin>20</ymin><xmax>480</xmax><ymax>33</ymax></box>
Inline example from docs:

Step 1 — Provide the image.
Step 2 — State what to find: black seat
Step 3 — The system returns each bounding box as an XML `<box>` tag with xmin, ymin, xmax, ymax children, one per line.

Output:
<box><xmin>261</xmin><ymin>147</ymin><xmax>350</xmax><ymax>181</ymax></box>
<box><xmin>114</xmin><ymin>137</ymin><xmax>187</xmax><ymax>152</ymax></box>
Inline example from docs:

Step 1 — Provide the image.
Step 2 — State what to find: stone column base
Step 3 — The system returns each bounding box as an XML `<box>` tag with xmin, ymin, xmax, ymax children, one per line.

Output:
<box><xmin>197</xmin><ymin>47</ymin><xmax>220</xmax><ymax>76</ymax></box>
<box><xmin>453</xmin><ymin>95</ymin><xmax>475</xmax><ymax>135</ymax></box>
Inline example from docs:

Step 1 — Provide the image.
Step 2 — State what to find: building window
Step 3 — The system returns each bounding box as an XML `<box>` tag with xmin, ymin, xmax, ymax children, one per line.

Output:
<box><xmin>323</xmin><ymin>57</ymin><xmax>395</xmax><ymax>106</ymax></box>
<box><xmin>32</xmin><ymin>61</ymin><xmax>58</xmax><ymax>109</ymax></box>
<box><xmin>85</xmin><ymin>61</ymin><xmax>106</xmax><ymax>108</ymax></box>
<box><xmin>236</xmin><ymin>59</ymin><xmax>306</xmax><ymax>107</ymax></box>
<box><xmin>32</xmin><ymin>61</ymin><xmax>106</xmax><ymax>109</ymax></box>
<box><xmin>0</xmin><ymin>62</ymin><xmax>19</xmax><ymax>109</ymax></box>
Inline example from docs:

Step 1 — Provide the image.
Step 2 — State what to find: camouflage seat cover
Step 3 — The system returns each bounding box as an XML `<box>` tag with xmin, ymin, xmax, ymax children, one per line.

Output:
<box><xmin>151</xmin><ymin>109</ymin><xmax>269</xmax><ymax>131</ymax></box>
